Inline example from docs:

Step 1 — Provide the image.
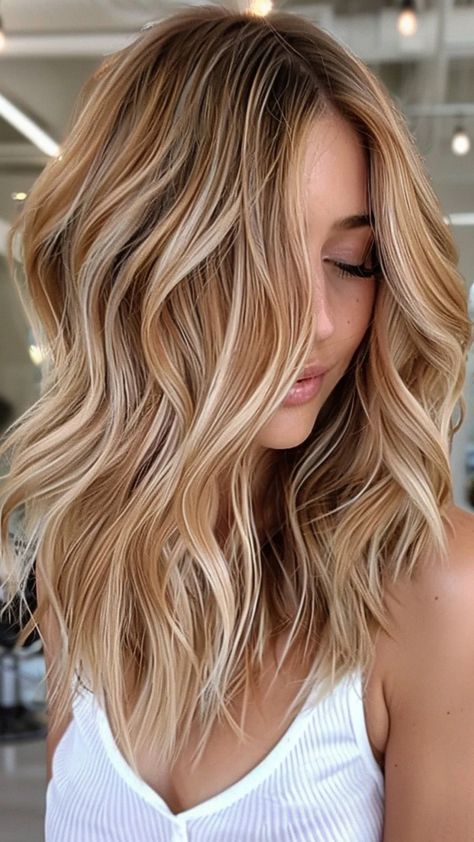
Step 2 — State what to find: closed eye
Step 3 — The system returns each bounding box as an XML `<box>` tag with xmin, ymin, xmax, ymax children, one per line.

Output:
<box><xmin>332</xmin><ymin>259</ymin><xmax>381</xmax><ymax>279</ymax></box>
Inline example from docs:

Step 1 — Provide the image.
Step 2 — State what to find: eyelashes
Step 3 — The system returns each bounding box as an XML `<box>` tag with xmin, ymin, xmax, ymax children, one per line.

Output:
<box><xmin>332</xmin><ymin>259</ymin><xmax>381</xmax><ymax>279</ymax></box>
<box><xmin>329</xmin><ymin>243</ymin><xmax>382</xmax><ymax>280</ymax></box>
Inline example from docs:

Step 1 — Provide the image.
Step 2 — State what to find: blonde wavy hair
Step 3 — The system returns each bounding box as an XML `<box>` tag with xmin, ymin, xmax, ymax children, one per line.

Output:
<box><xmin>0</xmin><ymin>3</ymin><xmax>472</xmax><ymax>773</ymax></box>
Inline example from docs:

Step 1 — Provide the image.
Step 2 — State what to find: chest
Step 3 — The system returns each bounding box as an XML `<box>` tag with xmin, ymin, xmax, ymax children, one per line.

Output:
<box><xmin>127</xmin><ymin>640</ymin><xmax>389</xmax><ymax>816</ymax></box>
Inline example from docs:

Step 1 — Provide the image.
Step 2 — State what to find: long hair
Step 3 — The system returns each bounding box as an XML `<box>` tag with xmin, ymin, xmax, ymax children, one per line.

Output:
<box><xmin>0</xmin><ymin>4</ymin><xmax>471</xmax><ymax>772</ymax></box>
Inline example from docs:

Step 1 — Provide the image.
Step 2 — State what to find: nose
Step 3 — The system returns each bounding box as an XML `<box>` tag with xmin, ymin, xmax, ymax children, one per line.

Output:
<box><xmin>311</xmin><ymin>269</ymin><xmax>336</xmax><ymax>344</ymax></box>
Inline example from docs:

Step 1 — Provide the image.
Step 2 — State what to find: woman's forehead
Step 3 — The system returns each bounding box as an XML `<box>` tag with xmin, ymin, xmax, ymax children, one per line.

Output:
<box><xmin>301</xmin><ymin>117</ymin><xmax>369</xmax><ymax>230</ymax></box>
<box><xmin>303</xmin><ymin>118</ymin><xmax>367</xmax><ymax>187</ymax></box>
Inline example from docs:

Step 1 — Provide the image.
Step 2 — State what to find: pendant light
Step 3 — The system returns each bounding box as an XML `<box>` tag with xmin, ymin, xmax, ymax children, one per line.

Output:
<box><xmin>397</xmin><ymin>0</ymin><xmax>418</xmax><ymax>37</ymax></box>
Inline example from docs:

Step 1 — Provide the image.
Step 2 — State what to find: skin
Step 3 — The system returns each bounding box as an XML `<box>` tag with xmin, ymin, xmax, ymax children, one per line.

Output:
<box><xmin>42</xmin><ymin>109</ymin><xmax>474</xmax><ymax>834</ymax></box>
<box><xmin>255</xmin><ymin>111</ymin><xmax>378</xmax><ymax>451</ymax></box>
<box><xmin>244</xmin><ymin>114</ymin><xmax>474</xmax><ymax>838</ymax></box>
<box><xmin>228</xmin><ymin>115</ymin><xmax>474</xmax><ymax>839</ymax></box>
<box><xmin>216</xmin><ymin>112</ymin><xmax>379</xmax><ymax>540</ymax></box>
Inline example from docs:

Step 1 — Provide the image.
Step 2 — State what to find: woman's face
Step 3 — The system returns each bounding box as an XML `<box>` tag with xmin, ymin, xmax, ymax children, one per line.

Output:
<box><xmin>255</xmin><ymin>113</ymin><xmax>378</xmax><ymax>451</ymax></box>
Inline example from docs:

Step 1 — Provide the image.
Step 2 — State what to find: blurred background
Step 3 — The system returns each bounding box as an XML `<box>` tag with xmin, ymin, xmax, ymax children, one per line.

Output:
<box><xmin>0</xmin><ymin>1</ymin><xmax>473</xmax><ymax>839</ymax></box>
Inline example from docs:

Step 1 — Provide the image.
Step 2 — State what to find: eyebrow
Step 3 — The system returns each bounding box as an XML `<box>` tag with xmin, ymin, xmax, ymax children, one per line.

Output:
<box><xmin>333</xmin><ymin>213</ymin><xmax>374</xmax><ymax>230</ymax></box>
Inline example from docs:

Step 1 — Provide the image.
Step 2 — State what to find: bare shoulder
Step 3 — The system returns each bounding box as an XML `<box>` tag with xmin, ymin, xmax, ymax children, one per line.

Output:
<box><xmin>379</xmin><ymin>504</ymin><xmax>474</xmax><ymax>700</ymax></box>
<box><xmin>374</xmin><ymin>504</ymin><xmax>474</xmax><ymax>840</ymax></box>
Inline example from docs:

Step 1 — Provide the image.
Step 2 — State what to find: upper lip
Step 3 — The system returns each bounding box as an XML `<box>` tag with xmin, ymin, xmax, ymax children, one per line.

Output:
<box><xmin>297</xmin><ymin>363</ymin><xmax>330</xmax><ymax>381</ymax></box>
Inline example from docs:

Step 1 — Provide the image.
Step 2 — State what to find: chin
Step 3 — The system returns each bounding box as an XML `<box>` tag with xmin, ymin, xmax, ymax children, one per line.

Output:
<box><xmin>256</xmin><ymin>404</ymin><xmax>319</xmax><ymax>450</ymax></box>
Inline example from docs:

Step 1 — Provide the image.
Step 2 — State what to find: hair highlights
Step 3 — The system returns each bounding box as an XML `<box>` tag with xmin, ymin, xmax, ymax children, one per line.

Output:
<box><xmin>0</xmin><ymin>4</ymin><xmax>471</xmax><ymax>772</ymax></box>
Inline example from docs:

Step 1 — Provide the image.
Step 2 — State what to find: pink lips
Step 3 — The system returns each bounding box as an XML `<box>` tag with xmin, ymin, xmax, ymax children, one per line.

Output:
<box><xmin>296</xmin><ymin>363</ymin><xmax>329</xmax><ymax>381</ymax></box>
<box><xmin>282</xmin><ymin>371</ymin><xmax>327</xmax><ymax>407</ymax></box>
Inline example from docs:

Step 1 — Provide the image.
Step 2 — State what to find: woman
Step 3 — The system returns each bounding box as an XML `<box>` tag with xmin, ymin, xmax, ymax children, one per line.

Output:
<box><xmin>1</xmin><ymin>5</ymin><xmax>473</xmax><ymax>840</ymax></box>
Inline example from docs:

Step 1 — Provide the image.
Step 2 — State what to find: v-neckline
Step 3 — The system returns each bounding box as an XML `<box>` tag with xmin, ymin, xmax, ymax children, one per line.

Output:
<box><xmin>91</xmin><ymin>678</ymin><xmax>328</xmax><ymax>823</ymax></box>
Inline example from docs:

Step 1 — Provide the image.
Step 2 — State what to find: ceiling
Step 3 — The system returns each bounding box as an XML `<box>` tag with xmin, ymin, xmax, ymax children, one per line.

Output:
<box><xmin>0</xmin><ymin>0</ymin><xmax>473</xmax><ymax>315</ymax></box>
<box><xmin>0</xmin><ymin>1</ymin><xmax>473</xmax><ymax>195</ymax></box>
<box><xmin>0</xmin><ymin>1</ymin><xmax>472</xmax><ymax>215</ymax></box>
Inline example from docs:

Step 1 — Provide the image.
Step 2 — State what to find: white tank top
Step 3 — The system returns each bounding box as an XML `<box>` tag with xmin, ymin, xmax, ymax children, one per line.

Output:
<box><xmin>45</xmin><ymin>669</ymin><xmax>384</xmax><ymax>841</ymax></box>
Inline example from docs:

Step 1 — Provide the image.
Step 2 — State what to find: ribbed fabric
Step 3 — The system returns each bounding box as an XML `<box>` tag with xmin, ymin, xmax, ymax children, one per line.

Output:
<box><xmin>45</xmin><ymin>670</ymin><xmax>384</xmax><ymax>842</ymax></box>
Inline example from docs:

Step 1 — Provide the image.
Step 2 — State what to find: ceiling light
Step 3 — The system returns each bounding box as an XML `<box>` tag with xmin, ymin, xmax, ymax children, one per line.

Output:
<box><xmin>451</xmin><ymin>126</ymin><xmax>471</xmax><ymax>156</ymax></box>
<box><xmin>443</xmin><ymin>214</ymin><xmax>474</xmax><ymax>226</ymax></box>
<box><xmin>247</xmin><ymin>0</ymin><xmax>273</xmax><ymax>17</ymax></box>
<box><xmin>397</xmin><ymin>0</ymin><xmax>418</xmax><ymax>37</ymax></box>
<box><xmin>28</xmin><ymin>344</ymin><xmax>44</xmax><ymax>367</ymax></box>
<box><xmin>0</xmin><ymin>93</ymin><xmax>60</xmax><ymax>157</ymax></box>
<box><xmin>469</xmin><ymin>282</ymin><xmax>474</xmax><ymax>321</ymax></box>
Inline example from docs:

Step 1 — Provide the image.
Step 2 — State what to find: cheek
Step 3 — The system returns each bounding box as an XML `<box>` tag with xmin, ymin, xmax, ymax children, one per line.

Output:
<box><xmin>340</xmin><ymin>280</ymin><xmax>376</xmax><ymax>341</ymax></box>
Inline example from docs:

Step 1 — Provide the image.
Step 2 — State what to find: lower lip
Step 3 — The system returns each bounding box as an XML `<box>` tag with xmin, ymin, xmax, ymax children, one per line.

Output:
<box><xmin>282</xmin><ymin>373</ymin><xmax>326</xmax><ymax>407</ymax></box>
